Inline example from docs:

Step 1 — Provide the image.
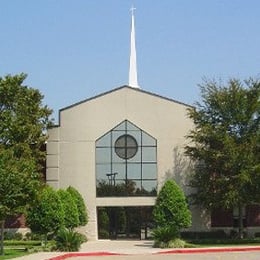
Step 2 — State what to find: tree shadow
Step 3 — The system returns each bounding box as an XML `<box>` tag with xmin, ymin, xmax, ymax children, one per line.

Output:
<box><xmin>164</xmin><ymin>146</ymin><xmax>211</xmax><ymax>230</ymax></box>
<box><xmin>164</xmin><ymin>146</ymin><xmax>194</xmax><ymax>194</ymax></box>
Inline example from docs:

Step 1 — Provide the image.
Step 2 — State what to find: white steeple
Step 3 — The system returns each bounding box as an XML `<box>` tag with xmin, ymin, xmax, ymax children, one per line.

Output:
<box><xmin>129</xmin><ymin>6</ymin><xmax>140</xmax><ymax>88</ymax></box>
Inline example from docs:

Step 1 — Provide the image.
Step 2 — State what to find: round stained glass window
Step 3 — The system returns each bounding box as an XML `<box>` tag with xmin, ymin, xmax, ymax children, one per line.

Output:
<box><xmin>115</xmin><ymin>134</ymin><xmax>138</xmax><ymax>159</ymax></box>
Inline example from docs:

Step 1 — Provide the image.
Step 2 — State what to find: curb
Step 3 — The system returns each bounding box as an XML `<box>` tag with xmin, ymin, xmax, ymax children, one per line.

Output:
<box><xmin>156</xmin><ymin>246</ymin><xmax>260</xmax><ymax>254</ymax></box>
<box><xmin>48</xmin><ymin>246</ymin><xmax>260</xmax><ymax>259</ymax></box>
<box><xmin>48</xmin><ymin>252</ymin><xmax>124</xmax><ymax>260</ymax></box>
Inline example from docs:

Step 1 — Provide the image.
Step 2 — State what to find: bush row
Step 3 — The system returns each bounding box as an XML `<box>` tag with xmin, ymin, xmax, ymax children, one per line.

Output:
<box><xmin>25</xmin><ymin>185</ymin><xmax>88</xmax><ymax>251</ymax></box>
<box><xmin>26</xmin><ymin>186</ymin><xmax>88</xmax><ymax>237</ymax></box>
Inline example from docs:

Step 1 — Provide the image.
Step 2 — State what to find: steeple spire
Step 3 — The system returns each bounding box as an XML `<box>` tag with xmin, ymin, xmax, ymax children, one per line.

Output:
<box><xmin>129</xmin><ymin>6</ymin><xmax>140</xmax><ymax>88</ymax></box>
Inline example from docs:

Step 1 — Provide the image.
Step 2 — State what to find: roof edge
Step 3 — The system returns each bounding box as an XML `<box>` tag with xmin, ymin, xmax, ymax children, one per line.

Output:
<box><xmin>55</xmin><ymin>85</ymin><xmax>193</xmax><ymax>126</ymax></box>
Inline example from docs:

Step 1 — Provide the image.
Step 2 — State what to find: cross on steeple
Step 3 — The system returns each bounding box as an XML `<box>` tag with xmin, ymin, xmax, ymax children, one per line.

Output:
<box><xmin>130</xmin><ymin>6</ymin><xmax>136</xmax><ymax>15</ymax></box>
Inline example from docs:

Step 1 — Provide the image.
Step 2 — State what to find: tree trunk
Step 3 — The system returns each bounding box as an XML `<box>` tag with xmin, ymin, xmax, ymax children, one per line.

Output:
<box><xmin>0</xmin><ymin>220</ymin><xmax>5</xmax><ymax>255</ymax></box>
<box><xmin>238</xmin><ymin>205</ymin><xmax>244</xmax><ymax>239</ymax></box>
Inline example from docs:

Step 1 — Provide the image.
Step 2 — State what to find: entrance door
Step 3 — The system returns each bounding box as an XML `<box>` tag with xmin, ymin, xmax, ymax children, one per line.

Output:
<box><xmin>97</xmin><ymin>206</ymin><xmax>154</xmax><ymax>240</ymax></box>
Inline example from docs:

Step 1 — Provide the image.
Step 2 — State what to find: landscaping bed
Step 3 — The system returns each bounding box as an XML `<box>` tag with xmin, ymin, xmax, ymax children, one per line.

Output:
<box><xmin>0</xmin><ymin>240</ymin><xmax>48</xmax><ymax>260</ymax></box>
<box><xmin>186</xmin><ymin>238</ymin><xmax>260</xmax><ymax>247</ymax></box>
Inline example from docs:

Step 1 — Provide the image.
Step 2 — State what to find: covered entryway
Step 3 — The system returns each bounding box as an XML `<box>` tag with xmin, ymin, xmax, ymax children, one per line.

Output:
<box><xmin>97</xmin><ymin>206</ymin><xmax>154</xmax><ymax>240</ymax></box>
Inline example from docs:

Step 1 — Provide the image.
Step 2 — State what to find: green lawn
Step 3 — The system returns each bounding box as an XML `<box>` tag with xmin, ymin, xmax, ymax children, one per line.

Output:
<box><xmin>0</xmin><ymin>249</ymin><xmax>30</xmax><ymax>260</ymax></box>
<box><xmin>0</xmin><ymin>240</ymin><xmax>43</xmax><ymax>259</ymax></box>
<box><xmin>186</xmin><ymin>238</ymin><xmax>260</xmax><ymax>247</ymax></box>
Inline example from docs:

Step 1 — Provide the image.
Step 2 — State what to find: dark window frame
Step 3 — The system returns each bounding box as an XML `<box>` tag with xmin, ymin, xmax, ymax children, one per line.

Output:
<box><xmin>96</xmin><ymin>120</ymin><xmax>157</xmax><ymax>197</ymax></box>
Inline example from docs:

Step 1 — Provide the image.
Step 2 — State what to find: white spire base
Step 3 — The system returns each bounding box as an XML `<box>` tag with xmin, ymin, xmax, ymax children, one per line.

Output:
<box><xmin>129</xmin><ymin>7</ymin><xmax>140</xmax><ymax>89</ymax></box>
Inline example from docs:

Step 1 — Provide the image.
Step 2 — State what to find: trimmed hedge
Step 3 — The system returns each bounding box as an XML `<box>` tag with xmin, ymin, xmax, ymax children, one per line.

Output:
<box><xmin>4</xmin><ymin>241</ymin><xmax>41</xmax><ymax>246</ymax></box>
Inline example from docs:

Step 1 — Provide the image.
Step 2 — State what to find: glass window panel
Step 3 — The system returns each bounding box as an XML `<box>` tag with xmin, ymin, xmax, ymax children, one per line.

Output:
<box><xmin>142</xmin><ymin>180</ymin><xmax>157</xmax><ymax>195</ymax></box>
<box><xmin>115</xmin><ymin>147</ymin><xmax>126</xmax><ymax>159</ymax></box>
<box><xmin>142</xmin><ymin>147</ymin><xmax>157</xmax><ymax>162</ymax></box>
<box><xmin>142</xmin><ymin>163</ymin><xmax>157</xmax><ymax>179</ymax></box>
<box><xmin>128</xmin><ymin>131</ymin><xmax>141</xmax><ymax>144</ymax></box>
<box><xmin>112</xmin><ymin>131</ymin><xmax>125</xmax><ymax>145</ymax></box>
<box><xmin>128</xmin><ymin>148</ymin><xmax>141</xmax><ymax>162</ymax></box>
<box><xmin>96</xmin><ymin>164</ymin><xmax>111</xmax><ymax>180</ymax></box>
<box><xmin>112</xmin><ymin>163</ymin><xmax>126</xmax><ymax>180</ymax></box>
<box><xmin>127</xmin><ymin>163</ymin><xmax>141</xmax><ymax>179</ymax></box>
<box><xmin>130</xmin><ymin>180</ymin><xmax>142</xmax><ymax>195</ymax></box>
<box><xmin>96</xmin><ymin>132</ymin><xmax>111</xmax><ymax>147</ymax></box>
<box><xmin>115</xmin><ymin>136</ymin><xmax>126</xmax><ymax>147</ymax></box>
<box><xmin>126</xmin><ymin>147</ymin><xmax>138</xmax><ymax>159</ymax></box>
<box><xmin>104</xmin><ymin>172</ymin><xmax>118</xmax><ymax>187</ymax></box>
<box><xmin>126</xmin><ymin>135</ymin><xmax>137</xmax><ymax>147</ymax></box>
<box><xmin>96</xmin><ymin>178</ymin><xmax>108</xmax><ymax>184</ymax></box>
<box><xmin>96</xmin><ymin>179</ymin><xmax>116</xmax><ymax>197</ymax></box>
<box><xmin>126</xmin><ymin>179</ymin><xmax>140</xmax><ymax>195</ymax></box>
<box><xmin>115</xmin><ymin>179</ymin><xmax>126</xmax><ymax>186</ymax></box>
<box><xmin>135</xmin><ymin>181</ymin><xmax>155</xmax><ymax>196</ymax></box>
<box><xmin>96</xmin><ymin>120</ymin><xmax>157</xmax><ymax>197</ymax></box>
<box><xmin>112</xmin><ymin>149</ymin><xmax>125</xmax><ymax>162</ymax></box>
<box><xmin>126</xmin><ymin>121</ymin><xmax>139</xmax><ymax>131</ymax></box>
<box><xmin>96</xmin><ymin>147</ymin><xmax>111</xmax><ymax>163</ymax></box>
<box><xmin>113</xmin><ymin>121</ymin><xmax>126</xmax><ymax>131</ymax></box>
<box><xmin>142</xmin><ymin>132</ymin><xmax>156</xmax><ymax>146</ymax></box>
<box><xmin>115</xmin><ymin>180</ymin><xmax>127</xmax><ymax>196</ymax></box>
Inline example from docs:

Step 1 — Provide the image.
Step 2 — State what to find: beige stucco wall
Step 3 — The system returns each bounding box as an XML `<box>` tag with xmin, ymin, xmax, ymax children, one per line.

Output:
<box><xmin>46</xmin><ymin>86</ymin><xmax>207</xmax><ymax>240</ymax></box>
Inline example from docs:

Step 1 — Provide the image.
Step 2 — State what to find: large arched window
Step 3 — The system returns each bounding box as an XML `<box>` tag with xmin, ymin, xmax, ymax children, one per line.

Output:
<box><xmin>96</xmin><ymin>120</ymin><xmax>157</xmax><ymax>197</ymax></box>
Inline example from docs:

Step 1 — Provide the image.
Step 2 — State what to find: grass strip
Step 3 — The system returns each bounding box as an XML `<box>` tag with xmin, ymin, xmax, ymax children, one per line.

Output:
<box><xmin>0</xmin><ymin>249</ymin><xmax>30</xmax><ymax>260</ymax></box>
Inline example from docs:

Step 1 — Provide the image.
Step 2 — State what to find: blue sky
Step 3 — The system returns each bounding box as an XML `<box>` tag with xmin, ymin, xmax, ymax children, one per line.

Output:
<box><xmin>1</xmin><ymin>0</ymin><xmax>259</xmax><ymax>122</ymax></box>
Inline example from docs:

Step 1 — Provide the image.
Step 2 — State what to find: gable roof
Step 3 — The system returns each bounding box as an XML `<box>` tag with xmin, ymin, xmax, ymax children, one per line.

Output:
<box><xmin>60</xmin><ymin>85</ymin><xmax>193</xmax><ymax>113</ymax></box>
<box><xmin>49</xmin><ymin>85</ymin><xmax>194</xmax><ymax>127</ymax></box>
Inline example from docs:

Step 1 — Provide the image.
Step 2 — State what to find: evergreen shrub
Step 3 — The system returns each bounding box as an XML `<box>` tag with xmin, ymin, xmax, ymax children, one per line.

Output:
<box><xmin>57</xmin><ymin>189</ymin><xmax>79</xmax><ymax>228</ymax></box>
<box><xmin>26</xmin><ymin>186</ymin><xmax>64</xmax><ymax>240</ymax></box>
<box><xmin>152</xmin><ymin>180</ymin><xmax>191</xmax><ymax>247</ymax></box>
<box><xmin>67</xmin><ymin>186</ymin><xmax>88</xmax><ymax>226</ymax></box>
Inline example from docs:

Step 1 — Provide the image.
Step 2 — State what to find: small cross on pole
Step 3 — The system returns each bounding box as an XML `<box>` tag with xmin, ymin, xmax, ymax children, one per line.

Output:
<box><xmin>130</xmin><ymin>6</ymin><xmax>136</xmax><ymax>16</ymax></box>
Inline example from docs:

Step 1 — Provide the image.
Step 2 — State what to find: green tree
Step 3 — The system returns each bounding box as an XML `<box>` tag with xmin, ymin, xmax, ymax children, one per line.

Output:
<box><xmin>185</xmin><ymin>78</ymin><xmax>260</xmax><ymax>238</ymax></box>
<box><xmin>0</xmin><ymin>73</ymin><xmax>52</xmax><ymax>254</ymax></box>
<box><xmin>0</xmin><ymin>150</ymin><xmax>41</xmax><ymax>255</ymax></box>
<box><xmin>67</xmin><ymin>186</ymin><xmax>88</xmax><ymax>226</ymax></box>
<box><xmin>26</xmin><ymin>186</ymin><xmax>64</xmax><ymax>244</ymax></box>
<box><xmin>57</xmin><ymin>189</ymin><xmax>79</xmax><ymax>229</ymax></box>
<box><xmin>153</xmin><ymin>180</ymin><xmax>191</xmax><ymax>243</ymax></box>
<box><xmin>0</xmin><ymin>73</ymin><xmax>53</xmax><ymax>169</ymax></box>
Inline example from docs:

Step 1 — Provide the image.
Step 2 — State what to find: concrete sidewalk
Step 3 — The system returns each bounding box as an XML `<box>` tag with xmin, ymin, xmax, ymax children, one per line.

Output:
<box><xmin>13</xmin><ymin>240</ymin><xmax>160</xmax><ymax>260</ymax></box>
<box><xmin>80</xmin><ymin>240</ymin><xmax>160</xmax><ymax>254</ymax></box>
<box><xmin>13</xmin><ymin>240</ymin><xmax>260</xmax><ymax>260</ymax></box>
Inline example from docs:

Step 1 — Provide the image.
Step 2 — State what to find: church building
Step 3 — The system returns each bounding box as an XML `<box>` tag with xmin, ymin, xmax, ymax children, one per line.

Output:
<box><xmin>46</xmin><ymin>9</ymin><xmax>260</xmax><ymax>240</ymax></box>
